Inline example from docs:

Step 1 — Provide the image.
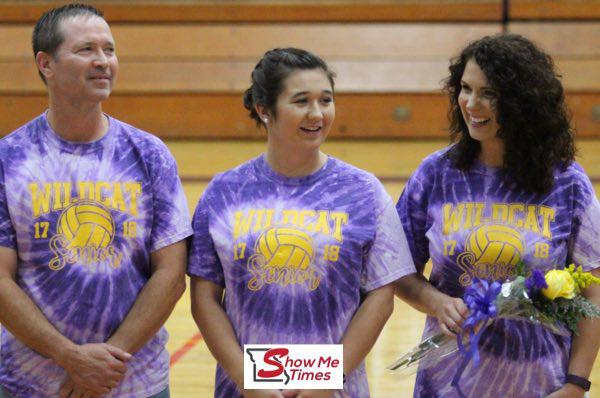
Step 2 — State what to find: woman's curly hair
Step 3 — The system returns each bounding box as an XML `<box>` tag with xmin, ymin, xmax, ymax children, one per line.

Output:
<box><xmin>444</xmin><ymin>33</ymin><xmax>575</xmax><ymax>193</ymax></box>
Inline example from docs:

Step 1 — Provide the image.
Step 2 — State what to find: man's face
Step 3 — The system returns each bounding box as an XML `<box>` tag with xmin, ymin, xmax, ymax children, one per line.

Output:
<box><xmin>46</xmin><ymin>15</ymin><xmax>118</xmax><ymax>105</ymax></box>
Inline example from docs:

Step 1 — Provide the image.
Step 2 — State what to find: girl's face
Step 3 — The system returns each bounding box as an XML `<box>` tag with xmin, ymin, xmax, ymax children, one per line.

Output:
<box><xmin>458</xmin><ymin>59</ymin><xmax>501</xmax><ymax>143</ymax></box>
<box><xmin>266</xmin><ymin>68</ymin><xmax>335</xmax><ymax>155</ymax></box>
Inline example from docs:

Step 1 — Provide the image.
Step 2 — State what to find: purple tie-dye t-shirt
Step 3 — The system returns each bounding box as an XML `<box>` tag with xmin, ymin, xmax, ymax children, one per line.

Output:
<box><xmin>397</xmin><ymin>148</ymin><xmax>600</xmax><ymax>398</ymax></box>
<box><xmin>0</xmin><ymin>114</ymin><xmax>192</xmax><ymax>398</ymax></box>
<box><xmin>188</xmin><ymin>155</ymin><xmax>415</xmax><ymax>398</ymax></box>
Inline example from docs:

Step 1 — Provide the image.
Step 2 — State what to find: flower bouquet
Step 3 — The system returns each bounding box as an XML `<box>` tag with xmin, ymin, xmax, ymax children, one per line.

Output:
<box><xmin>388</xmin><ymin>263</ymin><xmax>600</xmax><ymax>394</ymax></box>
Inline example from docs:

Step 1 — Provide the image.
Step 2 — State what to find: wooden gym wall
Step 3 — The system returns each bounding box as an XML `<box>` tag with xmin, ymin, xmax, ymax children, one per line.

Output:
<box><xmin>0</xmin><ymin>0</ymin><xmax>598</xmax><ymax>139</ymax></box>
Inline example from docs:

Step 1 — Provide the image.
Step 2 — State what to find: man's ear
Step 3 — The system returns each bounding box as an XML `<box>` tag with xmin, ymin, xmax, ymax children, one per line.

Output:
<box><xmin>35</xmin><ymin>51</ymin><xmax>54</xmax><ymax>81</ymax></box>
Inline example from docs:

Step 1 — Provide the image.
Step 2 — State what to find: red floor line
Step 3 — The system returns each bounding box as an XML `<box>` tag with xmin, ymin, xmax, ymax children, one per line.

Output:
<box><xmin>170</xmin><ymin>332</ymin><xmax>204</xmax><ymax>366</ymax></box>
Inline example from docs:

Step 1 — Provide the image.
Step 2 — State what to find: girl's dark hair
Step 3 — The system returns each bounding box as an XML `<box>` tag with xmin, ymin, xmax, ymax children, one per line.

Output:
<box><xmin>444</xmin><ymin>33</ymin><xmax>575</xmax><ymax>193</ymax></box>
<box><xmin>32</xmin><ymin>3</ymin><xmax>104</xmax><ymax>83</ymax></box>
<box><xmin>243</xmin><ymin>48</ymin><xmax>335</xmax><ymax>125</ymax></box>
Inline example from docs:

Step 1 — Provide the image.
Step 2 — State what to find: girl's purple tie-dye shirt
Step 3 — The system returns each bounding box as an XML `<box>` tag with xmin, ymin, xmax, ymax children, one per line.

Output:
<box><xmin>397</xmin><ymin>148</ymin><xmax>600</xmax><ymax>398</ymax></box>
<box><xmin>188</xmin><ymin>155</ymin><xmax>416</xmax><ymax>398</ymax></box>
<box><xmin>0</xmin><ymin>114</ymin><xmax>192</xmax><ymax>398</ymax></box>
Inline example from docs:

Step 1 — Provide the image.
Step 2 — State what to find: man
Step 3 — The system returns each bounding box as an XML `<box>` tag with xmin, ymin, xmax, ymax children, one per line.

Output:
<box><xmin>0</xmin><ymin>4</ymin><xmax>192</xmax><ymax>397</ymax></box>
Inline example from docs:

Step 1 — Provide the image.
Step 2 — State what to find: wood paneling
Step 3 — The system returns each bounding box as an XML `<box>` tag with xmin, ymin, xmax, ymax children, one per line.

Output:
<box><xmin>0</xmin><ymin>2</ymin><xmax>502</xmax><ymax>23</ymax></box>
<box><xmin>1</xmin><ymin>3</ymin><xmax>597</xmax><ymax>138</ymax></box>
<box><xmin>0</xmin><ymin>93</ymin><xmax>449</xmax><ymax>138</ymax></box>
<box><xmin>568</xmin><ymin>94</ymin><xmax>600</xmax><ymax>137</ymax></box>
<box><xmin>507</xmin><ymin>23</ymin><xmax>600</xmax><ymax>93</ymax></box>
<box><xmin>2</xmin><ymin>93</ymin><xmax>598</xmax><ymax>139</ymax></box>
<box><xmin>168</xmin><ymin>139</ymin><xmax>449</xmax><ymax>179</ymax></box>
<box><xmin>509</xmin><ymin>22</ymin><xmax>600</xmax><ymax>57</ymax></box>
<box><xmin>0</xmin><ymin>22</ymin><xmax>502</xmax><ymax>94</ymax></box>
<box><xmin>3</xmin><ymin>58</ymin><xmax>598</xmax><ymax>94</ymax></box>
<box><xmin>510</xmin><ymin>0</ymin><xmax>600</xmax><ymax>20</ymax></box>
<box><xmin>0</xmin><ymin>60</ymin><xmax>447</xmax><ymax>93</ymax></box>
<box><xmin>0</xmin><ymin>23</ymin><xmax>500</xmax><ymax>60</ymax></box>
<box><xmin>166</xmin><ymin>139</ymin><xmax>600</xmax><ymax>181</ymax></box>
<box><xmin>555</xmin><ymin>60</ymin><xmax>600</xmax><ymax>92</ymax></box>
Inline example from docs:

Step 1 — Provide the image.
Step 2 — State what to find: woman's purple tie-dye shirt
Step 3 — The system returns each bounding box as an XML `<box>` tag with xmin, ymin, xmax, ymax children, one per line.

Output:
<box><xmin>188</xmin><ymin>155</ymin><xmax>416</xmax><ymax>398</ymax></box>
<box><xmin>0</xmin><ymin>114</ymin><xmax>192</xmax><ymax>398</ymax></box>
<box><xmin>397</xmin><ymin>148</ymin><xmax>600</xmax><ymax>398</ymax></box>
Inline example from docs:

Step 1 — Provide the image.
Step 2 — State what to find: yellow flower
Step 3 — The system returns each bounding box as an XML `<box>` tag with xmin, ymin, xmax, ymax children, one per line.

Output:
<box><xmin>566</xmin><ymin>263</ymin><xmax>600</xmax><ymax>293</ymax></box>
<box><xmin>542</xmin><ymin>270</ymin><xmax>576</xmax><ymax>300</ymax></box>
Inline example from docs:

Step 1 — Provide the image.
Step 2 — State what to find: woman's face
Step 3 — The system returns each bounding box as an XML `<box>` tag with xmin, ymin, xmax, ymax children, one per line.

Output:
<box><xmin>458</xmin><ymin>59</ymin><xmax>501</xmax><ymax>143</ymax></box>
<box><xmin>267</xmin><ymin>68</ymin><xmax>335</xmax><ymax>154</ymax></box>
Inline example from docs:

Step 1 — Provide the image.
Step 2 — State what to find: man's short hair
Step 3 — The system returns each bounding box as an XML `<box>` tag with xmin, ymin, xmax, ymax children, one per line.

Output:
<box><xmin>32</xmin><ymin>3</ymin><xmax>104</xmax><ymax>82</ymax></box>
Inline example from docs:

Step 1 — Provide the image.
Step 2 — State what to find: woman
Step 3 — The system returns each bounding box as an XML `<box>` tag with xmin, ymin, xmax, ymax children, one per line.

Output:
<box><xmin>187</xmin><ymin>48</ymin><xmax>416</xmax><ymax>398</ymax></box>
<box><xmin>395</xmin><ymin>34</ymin><xmax>600</xmax><ymax>397</ymax></box>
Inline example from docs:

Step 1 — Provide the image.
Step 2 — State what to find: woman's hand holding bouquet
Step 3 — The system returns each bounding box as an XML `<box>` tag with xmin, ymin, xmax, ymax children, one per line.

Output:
<box><xmin>389</xmin><ymin>262</ymin><xmax>600</xmax><ymax>397</ymax></box>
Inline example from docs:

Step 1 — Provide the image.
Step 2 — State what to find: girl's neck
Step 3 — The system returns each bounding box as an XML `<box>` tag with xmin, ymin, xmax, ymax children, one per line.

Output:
<box><xmin>265</xmin><ymin>148</ymin><xmax>327</xmax><ymax>178</ymax></box>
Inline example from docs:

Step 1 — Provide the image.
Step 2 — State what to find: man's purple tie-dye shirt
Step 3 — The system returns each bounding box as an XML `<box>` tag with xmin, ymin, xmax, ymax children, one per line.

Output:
<box><xmin>397</xmin><ymin>147</ymin><xmax>600</xmax><ymax>398</ymax></box>
<box><xmin>0</xmin><ymin>114</ymin><xmax>192</xmax><ymax>398</ymax></box>
<box><xmin>188</xmin><ymin>155</ymin><xmax>416</xmax><ymax>398</ymax></box>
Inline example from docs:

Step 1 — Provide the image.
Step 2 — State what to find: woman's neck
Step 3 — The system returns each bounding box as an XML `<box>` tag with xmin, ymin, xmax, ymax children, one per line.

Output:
<box><xmin>478</xmin><ymin>139</ymin><xmax>505</xmax><ymax>168</ymax></box>
<box><xmin>265</xmin><ymin>147</ymin><xmax>327</xmax><ymax>178</ymax></box>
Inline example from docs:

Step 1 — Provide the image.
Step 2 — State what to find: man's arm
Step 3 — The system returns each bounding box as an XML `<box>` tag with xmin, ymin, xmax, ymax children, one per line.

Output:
<box><xmin>106</xmin><ymin>239</ymin><xmax>187</xmax><ymax>353</ymax></box>
<box><xmin>60</xmin><ymin>226</ymin><xmax>188</xmax><ymax>396</ymax></box>
<box><xmin>0</xmin><ymin>246</ymin><xmax>130</xmax><ymax>395</ymax></box>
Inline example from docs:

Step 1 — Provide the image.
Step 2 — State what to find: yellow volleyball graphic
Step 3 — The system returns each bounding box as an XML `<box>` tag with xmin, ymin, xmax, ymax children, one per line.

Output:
<box><xmin>465</xmin><ymin>224</ymin><xmax>524</xmax><ymax>267</ymax></box>
<box><xmin>254</xmin><ymin>227</ymin><xmax>314</xmax><ymax>270</ymax></box>
<box><xmin>57</xmin><ymin>200</ymin><xmax>115</xmax><ymax>249</ymax></box>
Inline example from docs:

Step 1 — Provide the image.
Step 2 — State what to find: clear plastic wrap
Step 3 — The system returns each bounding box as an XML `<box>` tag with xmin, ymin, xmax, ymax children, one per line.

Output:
<box><xmin>388</xmin><ymin>276</ymin><xmax>570</xmax><ymax>376</ymax></box>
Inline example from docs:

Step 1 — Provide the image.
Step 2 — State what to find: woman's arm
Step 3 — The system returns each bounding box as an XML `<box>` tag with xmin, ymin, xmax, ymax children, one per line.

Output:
<box><xmin>282</xmin><ymin>284</ymin><xmax>396</xmax><ymax>398</ymax></box>
<box><xmin>341</xmin><ymin>283</ymin><xmax>395</xmax><ymax>374</ymax></box>
<box><xmin>190</xmin><ymin>276</ymin><xmax>284</xmax><ymax>398</ymax></box>
<box><xmin>546</xmin><ymin>268</ymin><xmax>600</xmax><ymax>398</ymax></box>
<box><xmin>395</xmin><ymin>273</ymin><xmax>468</xmax><ymax>335</ymax></box>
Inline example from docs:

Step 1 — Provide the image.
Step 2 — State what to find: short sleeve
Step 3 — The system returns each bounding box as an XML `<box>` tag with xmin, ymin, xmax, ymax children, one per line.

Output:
<box><xmin>149</xmin><ymin>144</ymin><xmax>193</xmax><ymax>252</ymax></box>
<box><xmin>569</xmin><ymin>170</ymin><xmax>600</xmax><ymax>272</ymax></box>
<box><xmin>361</xmin><ymin>180</ymin><xmax>416</xmax><ymax>293</ymax></box>
<box><xmin>0</xmin><ymin>161</ymin><xmax>16</xmax><ymax>249</ymax></box>
<box><xmin>396</xmin><ymin>164</ymin><xmax>432</xmax><ymax>272</ymax></box>
<box><xmin>187</xmin><ymin>186</ymin><xmax>225</xmax><ymax>286</ymax></box>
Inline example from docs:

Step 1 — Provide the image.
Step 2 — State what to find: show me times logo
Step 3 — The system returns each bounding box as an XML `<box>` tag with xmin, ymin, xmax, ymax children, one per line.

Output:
<box><xmin>244</xmin><ymin>344</ymin><xmax>343</xmax><ymax>390</ymax></box>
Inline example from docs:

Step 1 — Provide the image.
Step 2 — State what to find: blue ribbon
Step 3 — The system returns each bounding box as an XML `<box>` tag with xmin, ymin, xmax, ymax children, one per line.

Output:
<box><xmin>451</xmin><ymin>279</ymin><xmax>501</xmax><ymax>398</ymax></box>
